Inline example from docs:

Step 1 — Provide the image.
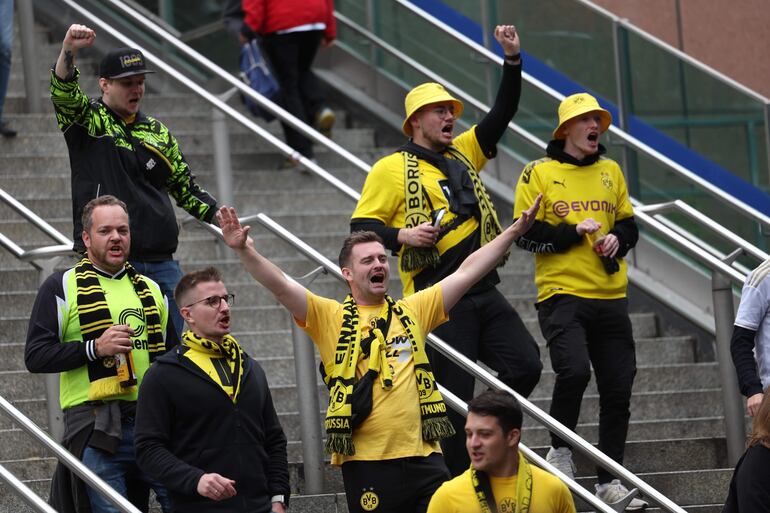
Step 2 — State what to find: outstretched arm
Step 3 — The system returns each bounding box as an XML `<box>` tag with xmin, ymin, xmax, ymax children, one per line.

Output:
<box><xmin>439</xmin><ymin>194</ymin><xmax>541</xmax><ymax>311</ymax></box>
<box><xmin>218</xmin><ymin>207</ymin><xmax>309</xmax><ymax>322</ymax></box>
<box><xmin>55</xmin><ymin>24</ymin><xmax>95</xmax><ymax>80</ymax></box>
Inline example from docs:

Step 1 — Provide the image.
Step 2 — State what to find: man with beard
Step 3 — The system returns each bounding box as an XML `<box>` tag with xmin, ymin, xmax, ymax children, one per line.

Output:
<box><xmin>513</xmin><ymin>93</ymin><xmax>646</xmax><ymax>510</ymax></box>
<box><xmin>134</xmin><ymin>267</ymin><xmax>290</xmax><ymax>513</ymax></box>
<box><xmin>25</xmin><ymin>195</ymin><xmax>177</xmax><ymax>512</ymax></box>
<box><xmin>217</xmin><ymin>196</ymin><xmax>540</xmax><ymax>513</ymax></box>
<box><xmin>349</xmin><ymin>24</ymin><xmax>541</xmax><ymax>477</ymax></box>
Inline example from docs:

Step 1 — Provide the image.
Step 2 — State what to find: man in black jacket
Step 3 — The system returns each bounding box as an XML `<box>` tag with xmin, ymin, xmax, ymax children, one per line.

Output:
<box><xmin>52</xmin><ymin>24</ymin><xmax>219</xmax><ymax>336</ymax></box>
<box><xmin>135</xmin><ymin>267</ymin><xmax>289</xmax><ymax>513</ymax></box>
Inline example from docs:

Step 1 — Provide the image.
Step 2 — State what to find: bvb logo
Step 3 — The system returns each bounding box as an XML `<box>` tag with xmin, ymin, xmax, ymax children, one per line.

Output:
<box><xmin>601</xmin><ymin>172</ymin><xmax>613</xmax><ymax>190</ymax></box>
<box><xmin>102</xmin><ymin>357</ymin><xmax>116</xmax><ymax>369</ymax></box>
<box><xmin>329</xmin><ymin>382</ymin><xmax>346</xmax><ymax>412</ymax></box>
<box><xmin>360</xmin><ymin>490</ymin><xmax>379</xmax><ymax>511</ymax></box>
<box><xmin>415</xmin><ymin>368</ymin><xmax>435</xmax><ymax>399</ymax></box>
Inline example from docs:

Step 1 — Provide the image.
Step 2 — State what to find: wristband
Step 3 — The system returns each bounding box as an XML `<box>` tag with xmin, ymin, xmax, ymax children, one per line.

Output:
<box><xmin>504</xmin><ymin>53</ymin><xmax>521</xmax><ymax>62</ymax></box>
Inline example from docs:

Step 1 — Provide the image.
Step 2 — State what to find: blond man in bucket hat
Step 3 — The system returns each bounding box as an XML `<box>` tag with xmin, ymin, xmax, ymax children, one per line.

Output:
<box><xmin>351</xmin><ymin>24</ymin><xmax>542</xmax><ymax>480</ymax></box>
<box><xmin>513</xmin><ymin>93</ymin><xmax>647</xmax><ymax>510</ymax></box>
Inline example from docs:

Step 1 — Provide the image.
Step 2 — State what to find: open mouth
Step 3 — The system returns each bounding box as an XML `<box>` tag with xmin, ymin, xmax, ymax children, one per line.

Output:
<box><xmin>108</xmin><ymin>244</ymin><xmax>123</xmax><ymax>256</ymax></box>
<box><xmin>441</xmin><ymin>124</ymin><xmax>453</xmax><ymax>135</ymax></box>
<box><xmin>370</xmin><ymin>273</ymin><xmax>385</xmax><ymax>284</ymax></box>
<box><xmin>587</xmin><ymin>132</ymin><xmax>598</xmax><ymax>142</ymax></box>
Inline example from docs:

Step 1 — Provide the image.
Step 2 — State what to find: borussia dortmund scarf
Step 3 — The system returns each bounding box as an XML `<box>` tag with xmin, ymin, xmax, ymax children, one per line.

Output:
<box><xmin>401</xmin><ymin>143</ymin><xmax>506</xmax><ymax>272</ymax></box>
<box><xmin>75</xmin><ymin>257</ymin><xmax>165</xmax><ymax>401</ymax></box>
<box><xmin>182</xmin><ymin>331</ymin><xmax>245</xmax><ymax>403</ymax></box>
<box><xmin>322</xmin><ymin>294</ymin><xmax>454</xmax><ymax>455</ymax></box>
<box><xmin>471</xmin><ymin>452</ymin><xmax>533</xmax><ymax>513</ymax></box>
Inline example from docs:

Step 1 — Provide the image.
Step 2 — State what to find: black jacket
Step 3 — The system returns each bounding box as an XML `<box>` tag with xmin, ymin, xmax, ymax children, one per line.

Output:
<box><xmin>134</xmin><ymin>345</ymin><xmax>289</xmax><ymax>513</ymax></box>
<box><xmin>723</xmin><ymin>444</ymin><xmax>770</xmax><ymax>512</ymax></box>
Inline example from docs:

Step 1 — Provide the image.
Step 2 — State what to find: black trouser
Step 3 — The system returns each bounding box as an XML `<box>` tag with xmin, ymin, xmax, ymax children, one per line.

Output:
<box><xmin>341</xmin><ymin>453</ymin><xmax>450</xmax><ymax>513</ymax></box>
<box><xmin>537</xmin><ymin>294</ymin><xmax>637</xmax><ymax>484</ymax></box>
<box><xmin>261</xmin><ymin>29</ymin><xmax>325</xmax><ymax>158</ymax></box>
<box><xmin>427</xmin><ymin>287</ymin><xmax>542</xmax><ymax>477</ymax></box>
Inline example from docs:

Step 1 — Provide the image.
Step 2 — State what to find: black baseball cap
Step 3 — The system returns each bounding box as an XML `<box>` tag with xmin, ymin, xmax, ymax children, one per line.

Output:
<box><xmin>98</xmin><ymin>47</ymin><xmax>155</xmax><ymax>79</ymax></box>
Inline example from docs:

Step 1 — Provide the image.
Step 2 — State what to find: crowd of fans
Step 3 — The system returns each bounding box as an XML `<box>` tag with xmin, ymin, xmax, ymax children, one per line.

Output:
<box><xmin>8</xmin><ymin>6</ymin><xmax>766</xmax><ymax>513</ymax></box>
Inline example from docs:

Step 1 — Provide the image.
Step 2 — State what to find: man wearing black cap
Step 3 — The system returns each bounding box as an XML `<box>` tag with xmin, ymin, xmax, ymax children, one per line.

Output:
<box><xmin>51</xmin><ymin>24</ymin><xmax>218</xmax><ymax>336</ymax></box>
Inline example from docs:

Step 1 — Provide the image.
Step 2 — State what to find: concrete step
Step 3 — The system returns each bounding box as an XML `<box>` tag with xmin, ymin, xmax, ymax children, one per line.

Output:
<box><xmin>532</xmin><ymin>437</ymin><xmax>728</xmax><ymax>477</ymax></box>
<box><xmin>0</xmin><ymin>128</ymin><xmax>378</xmax><ymax>156</ymax></box>
<box><xmin>530</xmin><ymin>388</ymin><xmax>724</xmax><ymax>421</ymax></box>
<box><xmin>573</xmin><ymin>468</ymin><xmax>732</xmax><ymax>510</ymax></box>
<box><xmin>531</xmin><ymin>362</ymin><xmax>719</xmax><ymax>397</ymax></box>
<box><xmin>0</xmin><ymin>188</ymin><xmax>358</xmax><ymax>220</ymax></box>
<box><xmin>522</xmin><ymin>416</ymin><xmax>726</xmax><ymax>447</ymax></box>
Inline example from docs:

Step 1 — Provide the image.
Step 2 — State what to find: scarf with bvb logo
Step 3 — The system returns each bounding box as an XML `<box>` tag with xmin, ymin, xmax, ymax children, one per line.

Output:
<box><xmin>321</xmin><ymin>294</ymin><xmax>454</xmax><ymax>455</ymax></box>
<box><xmin>182</xmin><ymin>331</ymin><xmax>245</xmax><ymax>402</ymax></box>
<box><xmin>400</xmin><ymin>143</ymin><xmax>507</xmax><ymax>272</ymax></box>
<box><xmin>471</xmin><ymin>452</ymin><xmax>533</xmax><ymax>513</ymax></box>
<box><xmin>75</xmin><ymin>257</ymin><xmax>165</xmax><ymax>401</ymax></box>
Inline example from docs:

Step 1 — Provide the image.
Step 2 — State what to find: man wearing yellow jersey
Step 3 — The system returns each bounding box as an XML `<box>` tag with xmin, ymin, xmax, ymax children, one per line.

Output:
<box><xmin>427</xmin><ymin>390</ymin><xmax>576</xmax><ymax>513</ymax></box>
<box><xmin>350</xmin><ymin>24</ymin><xmax>541</xmax><ymax>477</ymax></box>
<box><xmin>513</xmin><ymin>93</ymin><xmax>647</xmax><ymax>510</ymax></box>
<box><xmin>217</xmin><ymin>197</ymin><xmax>540</xmax><ymax>513</ymax></box>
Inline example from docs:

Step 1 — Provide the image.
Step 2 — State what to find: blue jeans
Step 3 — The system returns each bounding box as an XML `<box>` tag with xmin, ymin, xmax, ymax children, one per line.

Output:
<box><xmin>129</xmin><ymin>259</ymin><xmax>184</xmax><ymax>339</ymax></box>
<box><xmin>0</xmin><ymin>0</ymin><xmax>13</xmax><ymax>121</ymax></box>
<box><xmin>82</xmin><ymin>421</ymin><xmax>172</xmax><ymax>513</ymax></box>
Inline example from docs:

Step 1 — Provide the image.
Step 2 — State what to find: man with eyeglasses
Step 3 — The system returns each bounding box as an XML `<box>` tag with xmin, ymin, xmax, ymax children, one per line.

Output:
<box><xmin>349</xmin><ymin>24</ymin><xmax>541</xmax><ymax>477</ymax></box>
<box><xmin>134</xmin><ymin>266</ymin><xmax>290</xmax><ymax>513</ymax></box>
<box><xmin>25</xmin><ymin>195</ymin><xmax>177</xmax><ymax>512</ymax></box>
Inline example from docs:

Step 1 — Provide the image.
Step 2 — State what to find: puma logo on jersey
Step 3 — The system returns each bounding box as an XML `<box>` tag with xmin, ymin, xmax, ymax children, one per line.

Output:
<box><xmin>553</xmin><ymin>179</ymin><xmax>566</xmax><ymax>188</ymax></box>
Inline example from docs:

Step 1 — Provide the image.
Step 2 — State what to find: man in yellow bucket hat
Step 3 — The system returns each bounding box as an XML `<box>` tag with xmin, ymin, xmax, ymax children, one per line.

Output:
<box><xmin>513</xmin><ymin>92</ymin><xmax>647</xmax><ymax>510</ymax></box>
<box><xmin>350</xmin><ymin>24</ymin><xmax>542</xmax><ymax>479</ymax></box>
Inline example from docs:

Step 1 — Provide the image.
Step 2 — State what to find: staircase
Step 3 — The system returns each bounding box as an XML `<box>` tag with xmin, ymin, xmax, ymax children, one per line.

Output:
<box><xmin>0</xmin><ymin>14</ymin><xmax>734</xmax><ymax>513</ymax></box>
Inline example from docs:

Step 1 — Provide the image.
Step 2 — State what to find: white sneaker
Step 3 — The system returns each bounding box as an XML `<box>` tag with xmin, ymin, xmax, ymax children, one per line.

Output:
<box><xmin>545</xmin><ymin>446</ymin><xmax>576</xmax><ymax>480</ymax></box>
<box><xmin>595</xmin><ymin>479</ymin><xmax>649</xmax><ymax>511</ymax></box>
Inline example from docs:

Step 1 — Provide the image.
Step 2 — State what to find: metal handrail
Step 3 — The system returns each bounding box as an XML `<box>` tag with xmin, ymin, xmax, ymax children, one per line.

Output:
<box><xmin>55</xmin><ymin>0</ymin><xmax>362</xmax><ymax>202</ymax></box>
<box><xmin>388</xmin><ymin>0</ymin><xmax>770</xmax><ymax>231</ymax></box>
<box><xmin>97</xmin><ymin>0</ymin><xmax>371</xmax><ymax>178</ymax></box>
<box><xmin>247</xmin><ymin>212</ymin><xmax>683</xmax><ymax>512</ymax></box>
<box><xmin>577</xmin><ymin>0</ymin><xmax>769</xmax><ymax>104</ymax></box>
<box><xmin>0</xmin><ymin>397</ymin><xmax>141</xmax><ymax>513</ymax></box>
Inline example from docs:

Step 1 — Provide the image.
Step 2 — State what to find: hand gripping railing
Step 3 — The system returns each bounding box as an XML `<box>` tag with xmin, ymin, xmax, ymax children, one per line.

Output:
<box><xmin>223</xmin><ymin>212</ymin><xmax>687</xmax><ymax>513</ymax></box>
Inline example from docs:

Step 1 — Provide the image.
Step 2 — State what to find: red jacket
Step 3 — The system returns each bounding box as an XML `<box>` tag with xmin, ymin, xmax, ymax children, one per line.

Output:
<box><xmin>242</xmin><ymin>0</ymin><xmax>336</xmax><ymax>40</ymax></box>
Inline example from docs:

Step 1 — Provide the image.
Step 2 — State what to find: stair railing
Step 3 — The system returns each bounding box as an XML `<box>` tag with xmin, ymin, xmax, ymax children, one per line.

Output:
<box><xmin>375</xmin><ymin>0</ymin><xmax>770</xmax><ymax>231</ymax></box>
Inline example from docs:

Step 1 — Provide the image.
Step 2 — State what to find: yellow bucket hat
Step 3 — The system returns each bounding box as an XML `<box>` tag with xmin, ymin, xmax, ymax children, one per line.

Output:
<box><xmin>402</xmin><ymin>83</ymin><xmax>464</xmax><ymax>136</ymax></box>
<box><xmin>553</xmin><ymin>93</ymin><xmax>612</xmax><ymax>139</ymax></box>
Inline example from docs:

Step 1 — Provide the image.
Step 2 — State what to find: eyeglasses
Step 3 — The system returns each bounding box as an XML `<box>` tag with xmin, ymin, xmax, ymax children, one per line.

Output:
<box><xmin>184</xmin><ymin>294</ymin><xmax>235</xmax><ymax>309</ymax></box>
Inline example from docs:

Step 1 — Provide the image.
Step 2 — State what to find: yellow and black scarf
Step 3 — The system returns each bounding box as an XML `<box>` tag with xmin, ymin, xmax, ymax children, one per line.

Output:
<box><xmin>471</xmin><ymin>452</ymin><xmax>533</xmax><ymax>513</ymax></box>
<box><xmin>182</xmin><ymin>331</ymin><xmax>245</xmax><ymax>402</ymax></box>
<box><xmin>75</xmin><ymin>257</ymin><xmax>165</xmax><ymax>400</ymax></box>
<box><xmin>322</xmin><ymin>294</ymin><xmax>454</xmax><ymax>455</ymax></box>
<box><xmin>401</xmin><ymin>146</ymin><xmax>506</xmax><ymax>272</ymax></box>
<box><xmin>471</xmin><ymin>452</ymin><xmax>532</xmax><ymax>513</ymax></box>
